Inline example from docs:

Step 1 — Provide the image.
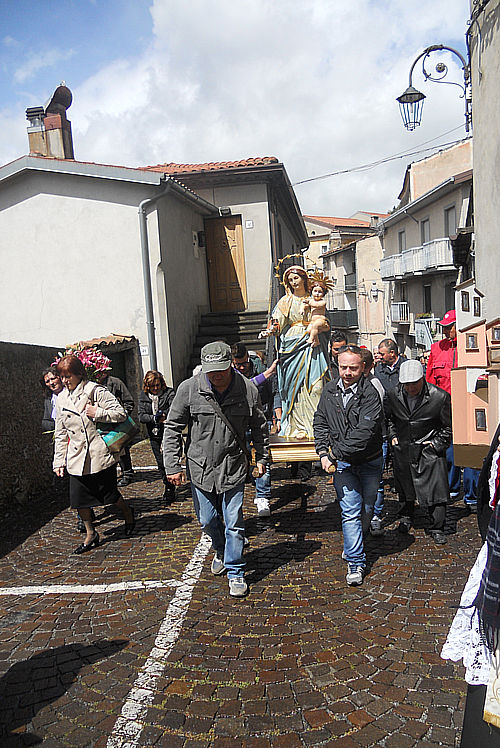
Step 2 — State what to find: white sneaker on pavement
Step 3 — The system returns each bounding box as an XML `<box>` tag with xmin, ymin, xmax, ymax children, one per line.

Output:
<box><xmin>255</xmin><ymin>498</ymin><xmax>271</xmax><ymax>517</ymax></box>
<box><xmin>211</xmin><ymin>553</ymin><xmax>226</xmax><ymax>575</ymax></box>
<box><xmin>346</xmin><ymin>565</ymin><xmax>364</xmax><ymax>586</ymax></box>
<box><xmin>228</xmin><ymin>577</ymin><xmax>248</xmax><ymax>597</ymax></box>
<box><xmin>370</xmin><ymin>516</ymin><xmax>384</xmax><ymax>536</ymax></box>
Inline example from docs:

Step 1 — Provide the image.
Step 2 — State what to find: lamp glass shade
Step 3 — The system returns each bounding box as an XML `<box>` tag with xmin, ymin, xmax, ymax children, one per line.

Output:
<box><xmin>397</xmin><ymin>86</ymin><xmax>426</xmax><ymax>131</ymax></box>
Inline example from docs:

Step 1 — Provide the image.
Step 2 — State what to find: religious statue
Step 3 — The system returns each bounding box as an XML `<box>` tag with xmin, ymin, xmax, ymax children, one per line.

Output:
<box><xmin>260</xmin><ymin>265</ymin><xmax>332</xmax><ymax>439</ymax></box>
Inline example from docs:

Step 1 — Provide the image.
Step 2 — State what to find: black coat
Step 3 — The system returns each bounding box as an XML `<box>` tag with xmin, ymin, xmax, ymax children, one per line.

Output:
<box><xmin>313</xmin><ymin>375</ymin><xmax>383</xmax><ymax>465</ymax></box>
<box><xmin>385</xmin><ymin>381</ymin><xmax>451</xmax><ymax>507</ymax></box>
<box><xmin>476</xmin><ymin>422</ymin><xmax>500</xmax><ymax>540</ymax></box>
<box><xmin>138</xmin><ymin>388</ymin><xmax>175</xmax><ymax>442</ymax></box>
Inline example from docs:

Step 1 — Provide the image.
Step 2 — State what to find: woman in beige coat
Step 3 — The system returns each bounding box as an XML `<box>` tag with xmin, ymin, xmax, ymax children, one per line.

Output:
<box><xmin>53</xmin><ymin>355</ymin><xmax>135</xmax><ymax>554</ymax></box>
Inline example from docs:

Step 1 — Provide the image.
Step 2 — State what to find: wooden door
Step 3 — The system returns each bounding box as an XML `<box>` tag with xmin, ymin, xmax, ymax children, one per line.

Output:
<box><xmin>205</xmin><ymin>216</ymin><xmax>247</xmax><ymax>312</ymax></box>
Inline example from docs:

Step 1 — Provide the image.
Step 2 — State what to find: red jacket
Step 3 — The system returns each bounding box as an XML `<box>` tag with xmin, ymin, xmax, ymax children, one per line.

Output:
<box><xmin>425</xmin><ymin>338</ymin><xmax>457</xmax><ymax>395</ymax></box>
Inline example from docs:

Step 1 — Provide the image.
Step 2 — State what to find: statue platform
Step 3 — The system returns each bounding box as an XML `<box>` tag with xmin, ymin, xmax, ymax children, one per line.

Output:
<box><xmin>259</xmin><ymin>434</ymin><xmax>319</xmax><ymax>463</ymax></box>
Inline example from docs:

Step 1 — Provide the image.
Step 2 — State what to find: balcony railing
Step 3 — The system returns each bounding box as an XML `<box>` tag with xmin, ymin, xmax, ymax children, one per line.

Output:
<box><xmin>391</xmin><ymin>301</ymin><xmax>410</xmax><ymax>324</ymax></box>
<box><xmin>328</xmin><ymin>309</ymin><xmax>358</xmax><ymax>329</ymax></box>
<box><xmin>381</xmin><ymin>238</ymin><xmax>454</xmax><ymax>280</ymax></box>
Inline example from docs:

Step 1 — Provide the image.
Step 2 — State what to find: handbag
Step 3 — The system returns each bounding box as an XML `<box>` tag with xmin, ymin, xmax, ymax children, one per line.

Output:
<box><xmin>90</xmin><ymin>386</ymin><xmax>139</xmax><ymax>454</ymax></box>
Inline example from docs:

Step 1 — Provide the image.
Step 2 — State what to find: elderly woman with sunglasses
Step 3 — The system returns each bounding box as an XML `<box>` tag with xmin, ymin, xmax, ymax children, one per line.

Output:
<box><xmin>53</xmin><ymin>354</ymin><xmax>135</xmax><ymax>554</ymax></box>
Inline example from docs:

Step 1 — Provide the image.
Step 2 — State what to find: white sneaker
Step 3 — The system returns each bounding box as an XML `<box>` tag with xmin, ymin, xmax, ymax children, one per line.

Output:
<box><xmin>370</xmin><ymin>516</ymin><xmax>384</xmax><ymax>536</ymax></box>
<box><xmin>346</xmin><ymin>565</ymin><xmax>364</xmax><ymax>586</ymax></box>
<box><xmin>255</xmin><ymin>498</ymin><xmax>271</xmax><ymax>517</ymax></box>
<box><xmin>228</xmin><ymin>577</ymin><xmax>248</xmax><ymax>597</ymax></box>
<box><xmin>211</xmin><ymin>553</ymin><xmax>226</xmax><ymax>575</ymax></box>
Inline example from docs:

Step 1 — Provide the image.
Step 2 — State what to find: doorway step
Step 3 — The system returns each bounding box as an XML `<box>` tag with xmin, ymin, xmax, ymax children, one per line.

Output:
<box><xmin>188</xmin><ymin>310</ymin><xmax>268</xmax><ymax>374</ymax></box>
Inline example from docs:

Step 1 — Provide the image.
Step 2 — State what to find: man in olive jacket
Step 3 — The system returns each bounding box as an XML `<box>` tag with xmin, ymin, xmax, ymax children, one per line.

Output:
<box><xmin>163</xmin><ymin>341</ymin><xmax>269</xmax><ymax>597</ymax></box>
<box><xmin>385</xmin><ymin>359</ymin><xmax>451</xmax><ymax>544</ymax></box>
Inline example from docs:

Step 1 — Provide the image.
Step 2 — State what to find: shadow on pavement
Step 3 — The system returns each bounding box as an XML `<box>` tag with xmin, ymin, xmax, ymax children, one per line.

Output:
<box><xmin>0</xmin><ymin>639</ymin><xmax>128</xmax><ymax>744</ymax></box>
<box><xmin>0</xmin><ymin>480</ymin><xmax>70</xmax><ymax>561</ymax></box>
<box><xmin>245</xmin><ymin>539</ymin><xmax>322</xmax><ymax>584</ymax></box>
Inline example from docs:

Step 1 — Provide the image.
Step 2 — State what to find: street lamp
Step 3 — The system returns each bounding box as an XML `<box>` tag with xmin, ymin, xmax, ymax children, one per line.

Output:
<box><xmin>397</xmin><ymin>44</ymin><xmax>472</xmax><ymax>132</ymax></box>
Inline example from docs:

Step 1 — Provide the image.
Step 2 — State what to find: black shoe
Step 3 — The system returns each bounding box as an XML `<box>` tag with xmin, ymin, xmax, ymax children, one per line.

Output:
<box><xmin>162</xmin><ymin>484</ymin><xmax>175</xmax><ymax>503</ymax></box>
<box><xmin>398</xmin><ymin>519</ymin><xmax>412</xmax><ymax>534</ymax></box>
<box><xmin>124</xmin><ymin>507</ymin><xmax>136</xmax><ymax>537</ymax></box>
<box><xmin>118</xmin><ymin>475</ymin><xmax>132</xmax><ymax>487</ymax></box>
<box><xmin>77</xmin><ymin>518</ymin><xmax>86</xmax><ymax>533</ymax></box>
<box><xmin>73</xmin><ymin>532</ymin><xmax>99</xmax><ymax>554</ymax></box>
<box><xmin>430</xmin><ymin>530</ymin><xmax>447</xmax><ymax>545</ymax></box>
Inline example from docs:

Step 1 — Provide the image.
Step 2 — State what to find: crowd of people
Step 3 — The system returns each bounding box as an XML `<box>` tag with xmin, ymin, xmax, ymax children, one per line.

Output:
<box><xmin>39</xmin><ymin>263</ymin><xmax>500</xmax><ymax>740</ymax></box>
<box><xmin>40</xmin><ymin>290</ymin><xmax>477</xmax><ymax>593</ymax></box>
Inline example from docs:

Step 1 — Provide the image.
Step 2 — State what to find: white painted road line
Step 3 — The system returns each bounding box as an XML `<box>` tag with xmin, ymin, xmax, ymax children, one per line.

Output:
<box><xmin>0</xmin><ymin>580</ymin><xmax>182</xmax><ymax>596</ymax></box>
<box><xmin>107</xmin><ymin>533</ymin><xmax>212</xmax><ymax>748</ymax></box>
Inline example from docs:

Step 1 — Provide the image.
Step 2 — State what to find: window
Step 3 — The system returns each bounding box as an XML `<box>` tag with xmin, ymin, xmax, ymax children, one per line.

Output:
<box><xmin>321</xmin><ymin>244</ymin><xmax>328</xmax><ymax>254</ymax></box>
<box><xmin>445</xmin><ymin>282</ymin><xmax>455</xmax><ymax>312</ymax></box>
<box><xmin>475</xmin><ymin>409</ymin><xmax>487</xmax><ymax>431</ymax></box>
<box><xmin>423</xmin><ymin>284</ymin><xmax>432</xmax><ymax>314</ymax></box>
<box><xmin>492</xmin><ymin>327</ymin><xmax>500</xmax><ymax>342</ymax></box>
<box><xmin>398</xmin><ymin>230</ymin><xmax>406</xmax><ymax>252</ymax></box>
<box><xmin>420</xmin><ymin>218</ymin><xmax>430</xmax><ymax>244</ymax></box>
<box><xmin>474</xmin><ymin>296</ymin><xmax>481</xmax><ymax>317</ymax></box>
<box><xmin>444</xmin><ymin>205</ymin><xmax>457</xmax><ymax>236</ymax></box>
<box><xmin>400</xmin><ymin>282</ymin><xmax>407</xmax><ymax>302</ymax></box>
<box><xmin>461</xmin><ymin>291</ymin><xmax>470</xmax><ymax>312</ymax></box>
<box><xmin>466</xmin><ymin>333</ymin><xmax>479</xmax><ymax>350</ymax></box>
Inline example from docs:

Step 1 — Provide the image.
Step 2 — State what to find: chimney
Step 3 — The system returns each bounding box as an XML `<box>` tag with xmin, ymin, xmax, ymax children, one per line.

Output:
<box><xmin>26</xmin><ymin>82</ymin><xmax>74</xmax><ymax>159</ymax></box>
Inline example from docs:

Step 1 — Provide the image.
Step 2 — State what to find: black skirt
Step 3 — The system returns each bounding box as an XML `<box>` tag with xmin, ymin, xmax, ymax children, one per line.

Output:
<box><xmin>69</xmin><ymin>464</ymin><xmax>120</xmax><ymax>509</ymax></box>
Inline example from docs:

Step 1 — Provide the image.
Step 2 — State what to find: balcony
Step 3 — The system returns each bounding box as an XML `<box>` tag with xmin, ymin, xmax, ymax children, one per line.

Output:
<box><xmin>344</xmin><ymin>272</ymin><xmax>356</xmax><ymax>292</ymax></box>
<box><xmin>328</xmin><ymin>309</ymin><xmax>358</xmax><ymax>329</ymax></box>
<box><xmin>391</xmin><ymin>301</ymin><xmax>410</xmax><ymax>324</ymax></box>
<box><xmin>381</xmin><ymin>238</ymin><xmax>454</xmax><ymax>280</ymax></box>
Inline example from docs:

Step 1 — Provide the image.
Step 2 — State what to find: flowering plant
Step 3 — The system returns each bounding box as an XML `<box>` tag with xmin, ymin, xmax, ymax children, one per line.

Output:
<box><xmin>53</xmin><ymin>344</ymin><xmax>111</xmax><ymax>382</ymax></box>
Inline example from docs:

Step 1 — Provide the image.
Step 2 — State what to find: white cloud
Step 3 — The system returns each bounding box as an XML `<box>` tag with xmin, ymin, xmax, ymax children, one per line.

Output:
<box><xmin>3</xmin><ymin>0</ymin><xmax>472</xmax><ymax>215</ymax></box>
<box><xmin>14</xmin><ymin>48</ymin><xmax>75</xmax><ymax>84</ymax></box>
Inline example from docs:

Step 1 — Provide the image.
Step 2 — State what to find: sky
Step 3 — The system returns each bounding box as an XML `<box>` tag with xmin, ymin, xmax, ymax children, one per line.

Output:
<box><xmin>0</xmin><ymin>0</ymin><xmax>471</xmax><ymax>216</ymax></box>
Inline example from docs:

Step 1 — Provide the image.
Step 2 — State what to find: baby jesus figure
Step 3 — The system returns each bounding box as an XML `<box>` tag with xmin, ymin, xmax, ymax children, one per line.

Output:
<box><xmin>301</xmin><ymin>281</ymin><xmax>330</xmax><ymax>347</ymax></box>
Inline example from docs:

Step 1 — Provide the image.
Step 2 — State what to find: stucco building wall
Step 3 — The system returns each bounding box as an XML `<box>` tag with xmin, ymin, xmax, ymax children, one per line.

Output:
<box><xmin>410</xmin><ymin>140</ymin><xmax>472</xmax><ymax>200</ymax></box>
<box><xmin>470</xmin><ymin>0</ymin><xmax>500</xmax><ymax>320</ymax></box>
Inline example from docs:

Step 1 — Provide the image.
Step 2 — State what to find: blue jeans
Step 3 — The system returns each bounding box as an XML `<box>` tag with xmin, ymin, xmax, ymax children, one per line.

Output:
<box><xmin>447</xmin><ymin>443</ymin><xmax>461</xmax><ymax>495</ymax></box>
<box><xmin>334</xmin><ymin>456</ymin><xmax>384</xmax><ymax>568</ymax></box>
<box><xmin>191</xmin><ymin>483</ymin><xmax>245</xmax><ymax>578</ymax></box>
<box><xmin>373</xmin><ymin>439</ymin><xmax>388</xmax><ymax>518</ymax></box>
<box><xmin>255</xmin><ymin>465</ymin><xmax>271</xmax><ymax>499</ymax></box>
<box><xmin>463</xmin><ymin>468</ymin><xmax>479</xmax><ymax>504</ymax></box>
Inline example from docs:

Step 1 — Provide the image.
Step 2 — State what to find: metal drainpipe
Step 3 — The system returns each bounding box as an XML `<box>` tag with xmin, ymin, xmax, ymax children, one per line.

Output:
<box><xmin>138</xmin><ymin>181</ymin><xmax>173</xmax><ymax>372</ymax></box>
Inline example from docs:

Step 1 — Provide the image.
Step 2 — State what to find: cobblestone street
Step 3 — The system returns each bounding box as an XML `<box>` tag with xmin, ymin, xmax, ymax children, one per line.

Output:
<box><xmin>0</xmin><ymin>441</ymin><xmax>480</xmax><ymax>747</ymax></box>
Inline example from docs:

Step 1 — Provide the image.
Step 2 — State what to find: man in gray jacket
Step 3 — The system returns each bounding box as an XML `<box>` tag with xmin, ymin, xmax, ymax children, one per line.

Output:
<box><xmin>163</xmin><ymin>341</ymin><xmax>269</xmax><ymax>597</ymax></box>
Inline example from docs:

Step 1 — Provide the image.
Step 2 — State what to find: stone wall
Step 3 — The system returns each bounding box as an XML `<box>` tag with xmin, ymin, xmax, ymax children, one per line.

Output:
<box><xmin>0</xmin><ymin>341</ymin><xmax>59</xmax><ymax>509</ymax></box>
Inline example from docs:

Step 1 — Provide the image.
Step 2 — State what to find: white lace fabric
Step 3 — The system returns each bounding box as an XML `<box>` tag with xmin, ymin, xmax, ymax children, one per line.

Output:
<box><xmin>441</xmin><ymin>542</ymin><xmax>494</xmax><ymax>685</ymax></box>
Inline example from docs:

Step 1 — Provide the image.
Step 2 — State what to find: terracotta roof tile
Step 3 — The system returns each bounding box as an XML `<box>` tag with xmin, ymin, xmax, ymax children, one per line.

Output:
<box><xmin>144</xmin><ymin>157</ymin><xmax>279</xmax><ymax>174</ymax></box>
<box><xmin>304</xmin><ymin>215</ymin><xmax>372</xmax><ymax>228</ymax></box>
<box><xmin>74</xmin><ymin>334</ymin><xmax>137</xmax><ymax>348</ymax></box>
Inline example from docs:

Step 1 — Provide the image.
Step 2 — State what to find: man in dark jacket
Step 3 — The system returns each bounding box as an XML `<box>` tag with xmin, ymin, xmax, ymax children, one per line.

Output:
<box><xmin>314</xmin><ymin>344</ymin><xmax>384</xmax><ymax>586</ymax></box>
<box><xmin>163</xmin><ymin>341</ymin><xmax>269</xmax><ymax>597</ymax></box>
<box><xmin>385</xmin><ymin>359</ymin><xmax>452</xmax><ymax>545</ymax></box>
<box><xmin>231</xmin><ymin>343</ymin><xmax>279</xmax><ymax>517</ymax></box>
<box><xmin>96</xmin><ymin>371</ymin><xmax>135</xmax><ymax>486</ymax></box>
<box><xmin>374</xmin><ymin>338</ymin><xmax>407</xmax><ymax>393</ymax></box>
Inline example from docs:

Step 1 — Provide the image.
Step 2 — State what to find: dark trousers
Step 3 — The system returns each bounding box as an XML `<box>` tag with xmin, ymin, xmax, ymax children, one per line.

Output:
<box><xmin>119</xmin><ymin>444</ymin><xmax>133</xmax><ymax>477</ymax></box>
<box><xmin>150</xmin><ymin>439</ymin><xmax>166</xmax><ymax>482</ymax></box>
<box><xmin>461</xmin><ymin>684</ymin><xmax>500</xmax><ymax>747</ymax></box>
<box><xmin>399</xmin><ymin>499</ymin><xmax>446</xmax><ymax>531</ymax></box>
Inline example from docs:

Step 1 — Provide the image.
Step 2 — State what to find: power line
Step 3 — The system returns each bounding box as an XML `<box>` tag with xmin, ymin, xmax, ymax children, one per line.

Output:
<box><xmin>292</xmin><ymin>125</ymin><xmax>467</xmax><ymax>186</ymax></box>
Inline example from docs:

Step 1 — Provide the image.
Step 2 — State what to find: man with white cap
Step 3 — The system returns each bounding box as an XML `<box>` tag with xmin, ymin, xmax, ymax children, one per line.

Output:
<box><xmin>162</xmin><ymin>341</ymin><xmax>269</xmax><ymax>597</ymax></box>
<box><xmin>385</xmin><ymin>359</ymin><xmax>452</xmax><ymax>545</ymax></box>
